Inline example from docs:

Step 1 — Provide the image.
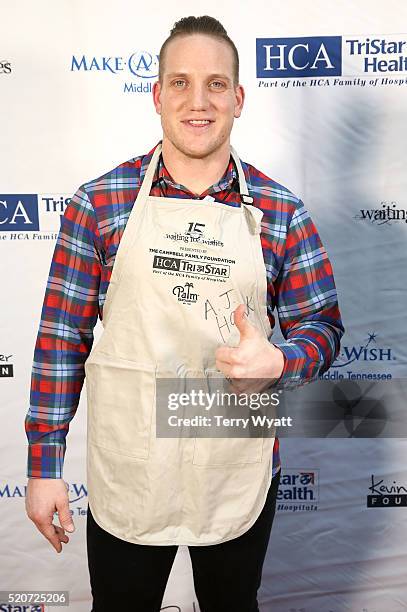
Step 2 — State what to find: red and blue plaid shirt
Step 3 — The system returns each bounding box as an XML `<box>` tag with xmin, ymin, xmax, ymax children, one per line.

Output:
<box><xmin>25</xmin><ymin>142</ymin><xmax>344</xmax><ymax>478</ymax></box>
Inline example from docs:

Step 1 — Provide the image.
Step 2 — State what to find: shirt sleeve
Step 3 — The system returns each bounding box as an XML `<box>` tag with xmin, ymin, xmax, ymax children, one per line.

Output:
<box><xmin>25</xmin><ymin>185</ymin><xmax>102</xmax><ymax>478</ymax></box>
<box><xmin>272</xmin><ymin>200</ymin><xmax>345</xmax><ymax>389</ymax></box>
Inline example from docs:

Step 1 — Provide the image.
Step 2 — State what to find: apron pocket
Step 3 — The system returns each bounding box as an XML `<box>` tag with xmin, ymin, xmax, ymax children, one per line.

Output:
<box><xmin>192</xmin><ymin>437</ymin><xmax>264</xmax><ymax>467</ymax></box>
<box><xmin>86</xmin><ymin>356</ymin><xmax>156</xmax><ymax>459</ymax></box>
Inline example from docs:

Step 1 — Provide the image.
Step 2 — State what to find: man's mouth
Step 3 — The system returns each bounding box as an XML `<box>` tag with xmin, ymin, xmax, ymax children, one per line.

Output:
<box><xmin>183</xmin><ymin>119</ymin><xmax>213</xmax><ymax>128</ymax></box>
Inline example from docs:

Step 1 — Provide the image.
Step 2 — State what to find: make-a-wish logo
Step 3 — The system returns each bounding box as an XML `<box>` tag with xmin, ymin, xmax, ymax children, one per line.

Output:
<box><xmin>367</xmin><ymin>474</ymin><xmax>407</xmax><ymax>507</ymax></box>
<box><xmin>71</xmin><ymin>51</ymin><xmax>158</xmax><ymax>93</ymax></box>
<box><xmin>354</xmin><ymin>201</ymin><xmax>407</xmax><ymax>225</ymax></box>
<box><xmin>332</xmin><ymin>333</ymin><xmax>395</xmax><ymax>368</ymax></box>
<box><xmin>172</xmin><ymin>282</ymin><xmax>198</xmax><ymax>305</ymax></box>
<box><xmin>0</xmin><ymin>481</ymin><xmax>87</xmax><ymax>503</ymax></box>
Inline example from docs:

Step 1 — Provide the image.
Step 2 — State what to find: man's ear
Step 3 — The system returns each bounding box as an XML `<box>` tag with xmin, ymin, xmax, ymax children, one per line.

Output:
<box><xmin>234</xmin><ymin>84</ymin><xmax>245</xmax><ymax>119</ymax></box>
<box><xmin>152</xmin><ymin>81</ymin><xmax>162</xmax><ymax>115</ymax></box>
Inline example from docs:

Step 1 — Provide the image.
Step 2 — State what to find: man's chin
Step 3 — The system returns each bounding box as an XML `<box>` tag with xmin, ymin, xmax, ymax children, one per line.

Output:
<box><xmin>176</xmin><ymin>140</ymin><xmax>223</xmax><ymax>160</ymax></box>
<box><xmin>162</xmin><ymin>130</ymin><xmax>230</xmax><ymax>160</ymax></box>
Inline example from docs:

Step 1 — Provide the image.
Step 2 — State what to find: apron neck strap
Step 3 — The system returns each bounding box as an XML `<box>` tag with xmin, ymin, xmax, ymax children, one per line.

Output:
<box><xmin>137</xmin><ymin>143</ymin><xmax>163</xmax><ymax>202</ymax></box>
<box><xmin>230</xmin><ymin>146</ymin><xmax>252</xmax><ymax>204</ymax></box>
<box><xmin>138</xmin><ymin>142</ymin><xmax>251</xmax><ymax>205</ymax></box>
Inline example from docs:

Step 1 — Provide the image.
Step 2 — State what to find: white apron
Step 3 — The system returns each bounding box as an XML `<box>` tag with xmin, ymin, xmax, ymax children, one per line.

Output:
<box><xmin>84</xmin><ymin>143</ymin><xmax>276</xmax><ymax>545</ymax></box>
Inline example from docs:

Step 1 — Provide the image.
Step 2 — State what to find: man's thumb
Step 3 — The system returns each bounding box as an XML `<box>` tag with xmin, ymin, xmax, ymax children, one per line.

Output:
<box><xmin>233</xmin><ymin>304</ymin><xmax>258</xmax><ymax>342</ymax></box>
<box><xmin>57</xmin><ymin>501</ymin><xmax>75</xmax><ymax>532</ymax></box>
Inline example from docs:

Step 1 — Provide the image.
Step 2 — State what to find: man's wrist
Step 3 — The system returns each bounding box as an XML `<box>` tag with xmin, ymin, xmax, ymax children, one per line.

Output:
<box><xmin>263</xmin><ymin>342</ymin><xmax>285</xmax><ymax>382</ymax></box>
<box><xmin>270</xmin><ymin>341</ymin><xmax>305</xmax><ymax>388</ymax></box>
<box><xmin>270</xmin><ymin>344</ymin><xmax>286</xmax><ymax>383</ymax></box>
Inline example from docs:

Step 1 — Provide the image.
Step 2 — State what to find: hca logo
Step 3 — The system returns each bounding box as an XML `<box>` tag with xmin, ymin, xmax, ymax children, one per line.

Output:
<box><xmin>0</xmin><ymin>194</ymin><xmax>68</xmax><ymax>231</ymax></box>
<box><xmin>0</xmin><ymin>195</ymin><xmax>39</xmax><ymax>230</ymax></box>
<box><xmin>256</xmin><ymin>36</ymin><xmax>342</xmax><ymax>78</ymax></box>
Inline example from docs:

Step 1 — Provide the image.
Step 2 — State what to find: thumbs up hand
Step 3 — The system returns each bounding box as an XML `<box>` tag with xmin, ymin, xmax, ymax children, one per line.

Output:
<box><xmin>215</xmin><ymin>304</ymin><xmax>285</xmax><ymax>393</ymax></box>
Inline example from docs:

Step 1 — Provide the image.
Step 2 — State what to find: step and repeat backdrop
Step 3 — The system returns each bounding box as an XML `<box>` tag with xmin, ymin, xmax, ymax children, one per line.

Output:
<box><xmin>1</xmin><ymin>1</ymin><xmax>406</xmax><ymax>610</ymax></box>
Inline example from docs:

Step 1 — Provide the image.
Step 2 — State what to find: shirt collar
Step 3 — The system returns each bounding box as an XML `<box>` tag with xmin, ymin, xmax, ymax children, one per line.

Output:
<box><xmin>142</xmin><ymin>142</ymin><xmax>238</xmax><ymax>197</ymax></box>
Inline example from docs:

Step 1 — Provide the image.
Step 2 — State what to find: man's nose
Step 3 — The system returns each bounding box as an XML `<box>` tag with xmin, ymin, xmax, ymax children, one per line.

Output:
<box><xmin>188</xmin><ymin>83</ymin><xmax>209</xmax><ymax>110</ymax></box>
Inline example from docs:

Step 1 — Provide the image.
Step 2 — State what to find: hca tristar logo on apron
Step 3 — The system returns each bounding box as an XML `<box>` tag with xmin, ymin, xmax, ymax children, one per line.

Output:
<box><xmin>84</xmin><ymin>143</ymin><xmax>276</xmax><ymax>545</ymax></box>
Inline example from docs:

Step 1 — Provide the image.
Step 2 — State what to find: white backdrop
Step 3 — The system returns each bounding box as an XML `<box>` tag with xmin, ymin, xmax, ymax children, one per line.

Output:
<box><xmin>1</xmin><ymin>1</ymin><xmax>407</xmax><ymax>611</ymax></box>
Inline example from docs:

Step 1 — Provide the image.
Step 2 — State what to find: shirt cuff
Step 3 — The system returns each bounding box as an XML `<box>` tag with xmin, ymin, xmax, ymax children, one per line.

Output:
<box><xmin>27</xmin><ymin>444</ymin><xmax>65</xmax><ymax>479</ymax></box>
<box><xmin>272</xmin><ymin>341</ymin><xmax>319</xmax><ymax>389</ymax></box>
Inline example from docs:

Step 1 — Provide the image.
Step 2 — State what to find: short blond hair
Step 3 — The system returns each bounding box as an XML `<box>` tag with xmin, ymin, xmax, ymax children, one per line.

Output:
<box><xmin>159</xmin><ymin>15</ymin><xmax>239</xmax><ymax>85</ymax></box>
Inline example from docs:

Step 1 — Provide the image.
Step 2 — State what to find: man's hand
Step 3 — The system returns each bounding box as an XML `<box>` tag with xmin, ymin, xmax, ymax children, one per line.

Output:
<box><xmin>215</xmin><ymin>303</ymin><xmax>285</xmax><ymax>393</ymax></box>
<box><xmin>25</xmin><ymin>478</ymin><xmax>75</xmax><ymax>553</ymax></box>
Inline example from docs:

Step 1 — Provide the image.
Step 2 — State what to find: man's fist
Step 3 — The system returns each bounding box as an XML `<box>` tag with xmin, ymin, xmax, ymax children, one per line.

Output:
<box><xmin>215</xmin><ymin>303</ymin><xmax>285</xmax><ymax>393</ymax></box>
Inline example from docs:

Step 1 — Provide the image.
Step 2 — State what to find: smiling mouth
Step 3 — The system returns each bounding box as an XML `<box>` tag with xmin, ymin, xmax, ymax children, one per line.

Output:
<box><xmin>183</xmin><ymin>119</ymin><xmax>213</xmax><ymax>127</ymax></box>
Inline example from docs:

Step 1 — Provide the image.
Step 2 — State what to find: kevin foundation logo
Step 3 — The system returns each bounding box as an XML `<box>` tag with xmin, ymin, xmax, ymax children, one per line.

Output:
<box><xmin>367</xmin><ymin>474</ymin><xmax>407</xmax><ymax>508</ymax></box>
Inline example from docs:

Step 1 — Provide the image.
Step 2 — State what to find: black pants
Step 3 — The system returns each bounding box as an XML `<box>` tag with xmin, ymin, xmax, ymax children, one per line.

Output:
<box><xmin>87</xmin><ymin>470</ymin><xmax>280</xmax><ymax>612</ymax></box>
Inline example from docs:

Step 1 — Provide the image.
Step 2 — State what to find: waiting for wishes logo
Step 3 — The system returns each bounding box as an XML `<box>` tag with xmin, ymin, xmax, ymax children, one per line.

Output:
<box><xmin>256</xmin><ymin>34</ymin><xmax>407</xmax><ymax>88</ymax></box>
<box><xmin>164</xmin><ymin>221</ymin><xmax>224</xmax><ymax>248</ymax></box>
<box><xmin>354</xmin><ymin>201</ymin><xmax>407</xmax><ymax>225</ymax></box>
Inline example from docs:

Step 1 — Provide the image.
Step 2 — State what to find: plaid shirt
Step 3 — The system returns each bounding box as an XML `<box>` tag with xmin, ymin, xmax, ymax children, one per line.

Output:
<box><xmin>25</xmin><ymin>142</ymin><xmax>344</xmax><ymax>478</ymax></box>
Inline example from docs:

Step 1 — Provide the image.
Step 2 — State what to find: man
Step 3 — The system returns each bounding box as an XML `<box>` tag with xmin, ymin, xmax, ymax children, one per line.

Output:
<box><xmin>25</xmin><ymin>15</ymin><xmax>344</xmax><ymax>612</ymax></box>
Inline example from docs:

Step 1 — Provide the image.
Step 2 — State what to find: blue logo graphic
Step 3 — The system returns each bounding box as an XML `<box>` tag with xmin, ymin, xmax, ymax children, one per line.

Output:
<box><xmin>71</xmin><ymin>51</ymin><xmax>159</xmax><ymax>78</ymax></box>
<box><xmin>256</xmin><ymin>36</ymin><xmax>342</xmax><ymax>78</ymax></box>
<box><xmin>332</xmin><ymin>332</ymin><xmax>395</xmax><ymax>368</ymax></box>
<box><xmin>277</xmin><ymin>468</ymin><xmax>319</xmax><ymax>512</ymax></box>
<box><xmin>128</xmin><ymin>51</ymin><xmax>159</xmax><ymax>78</ymax></box>
<box><xmin>0</xmin><ymin>195</ymin><xmax>39</xmax><ymax>231</ymax></box>
<box><xmin>0</xmin><ymin>481</ymin><xmax>87</xmax><ymax>502</ymax></box>
<box><xmin>0</xmin><ymin>606</ymin><xmax>43</xmax><ymax>612</ymax></box>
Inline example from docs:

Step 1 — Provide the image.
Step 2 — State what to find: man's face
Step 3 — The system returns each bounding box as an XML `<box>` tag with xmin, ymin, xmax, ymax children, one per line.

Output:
<box><xmin>153</xmin><ymin>34</ymin><xmax>244</xmax><ymax>159</ymax></box>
